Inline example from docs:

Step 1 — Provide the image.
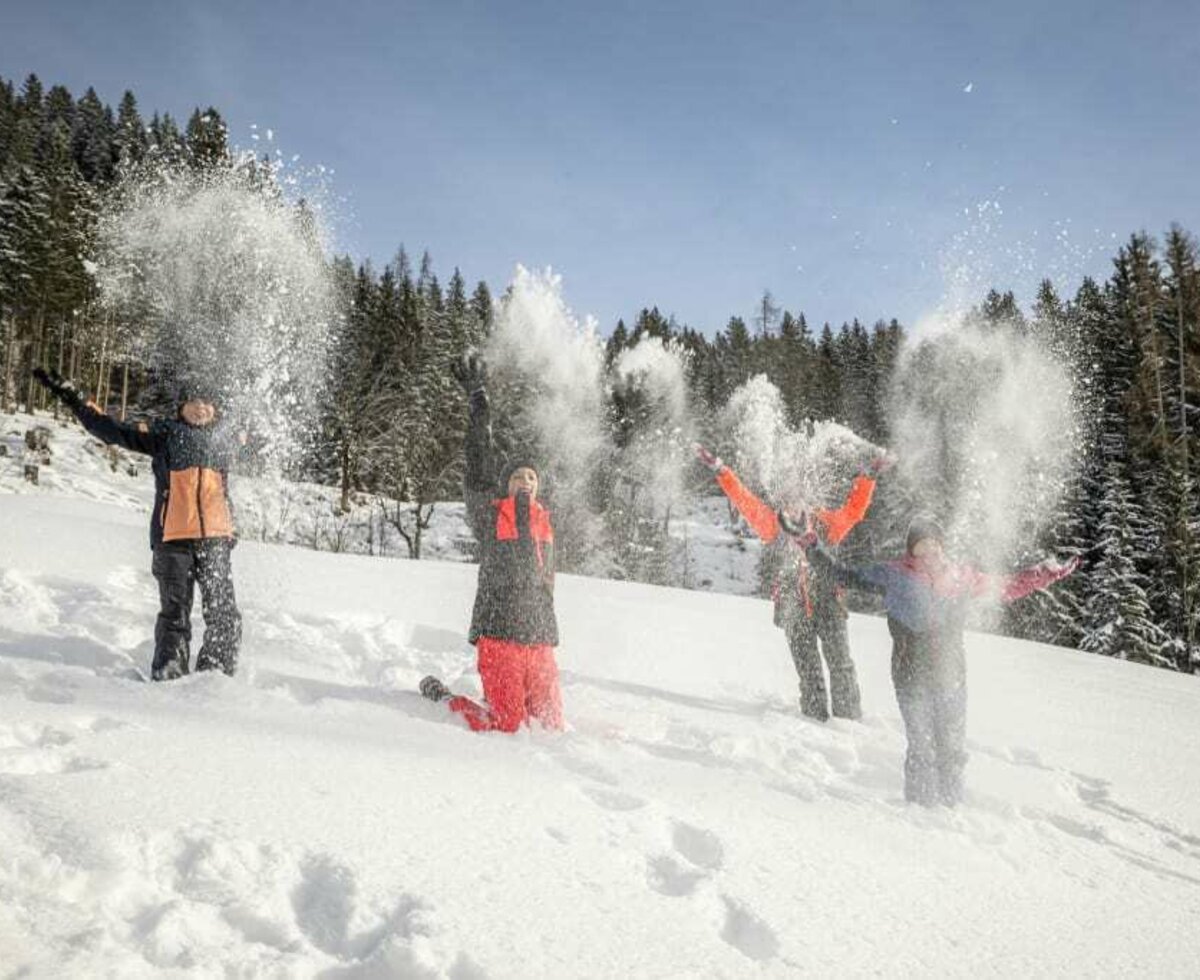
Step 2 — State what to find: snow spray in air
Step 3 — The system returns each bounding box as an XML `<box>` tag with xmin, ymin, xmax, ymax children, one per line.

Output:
<box><xmin>94</xmin><ymin>159</ymin><xmax>336</xmax><ymax>472</ymax></box>
<box><xmin>611</xmin><ymin>338</ymin><xmax>695</xmax><ymax>515</ymax></box>
<box><xmin>484</xmin><ymin>267</ymin><xmax>610</xmax><ymax>572</ymax></box>
<box><xmin>485</xmin><ymin>267</ymin><xmax>695</xmax><ymax>574</ymax></box>
<box><xmin>718</xmin><ymin>374</ymin><xmax>882</xmax><ymax>513</ymax></box>
<box><xmin>887</xmin><ymin>313</ymin><xmax>1079</xmax><ymax>577</ymax></box>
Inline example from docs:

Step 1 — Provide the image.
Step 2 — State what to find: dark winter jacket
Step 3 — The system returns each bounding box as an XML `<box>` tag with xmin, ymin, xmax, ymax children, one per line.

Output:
<box><xmin>712</xmin><ymin>464</ymin><xmax>876</xmax><ymax>629</ymax></box>
<box><xmin>463</xmin><ymin>391</ymin><xmax>559</xmax><ymax>646</ymax></box>
<box><xmin>72</xmin><ymin>401</ymin><xmax>244</xmax><ymax>549</ymax></box>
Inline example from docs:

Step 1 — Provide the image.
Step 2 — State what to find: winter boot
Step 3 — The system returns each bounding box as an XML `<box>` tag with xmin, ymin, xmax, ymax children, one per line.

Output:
<box><xmin>419</xmin><ymin>676</ymin><xmax>452</xmax><ymax>702</ymax></box>
<box><xmin>151</xmin><ymin>656</ymin><xmax>189</xmax><ymax>682</ymax></box>
<box><xmin>799</xmin><ymin>685</ymin><xmax>830</xmax><ymax>722</ymax></box>
<box><xmin>195</xmin><ymin>650</ymin><xmax>236</xmax><ymax>676</ymax></box>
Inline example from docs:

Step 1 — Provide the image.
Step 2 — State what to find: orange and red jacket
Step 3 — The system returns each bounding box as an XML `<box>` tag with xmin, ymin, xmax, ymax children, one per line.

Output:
<box><xmin>73</xmin><ymin>402</ymin><xmax>241</xmax><ymax>548</ymax></box>
<box><xmin>714</xmin><ymin>464</ymin><xmax>876</xmax><ymax>621</ymax></box>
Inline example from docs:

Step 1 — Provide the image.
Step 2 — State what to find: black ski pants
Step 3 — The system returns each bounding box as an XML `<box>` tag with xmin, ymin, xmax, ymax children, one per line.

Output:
<box><xmin>151</xmin><ymin>539</ymin><xmax>242</xmax><ymax>679</ymax></box>
<box><xmin>889</xmin><ymin>620</ymin><xmax>967</xmax><ymax>806</ymax></box>
<box><xmin>785</xmin><ymin>602</ymin><xmax>862</xmax><ymax>722</ymax></box>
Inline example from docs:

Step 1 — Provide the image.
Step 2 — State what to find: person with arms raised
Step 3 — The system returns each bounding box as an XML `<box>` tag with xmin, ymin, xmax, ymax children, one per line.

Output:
<box><xmin>791</xmin><ymin>515</ymin><xmax>1077</xmax><ymax>806</ymax></box>
<box><xmin>33</xmin><ymin>368</ymin><xmax>253</xmax><ymax>680</ymax></box>
<box><xmin>420</xmin><ymin>353</ymin><xmax>563</xmax><ymax>733</ymax></box>
<box><xmin>695</xmin><ymin>443</ymin><xmax>888</xmax><ymax>721</ymax></box>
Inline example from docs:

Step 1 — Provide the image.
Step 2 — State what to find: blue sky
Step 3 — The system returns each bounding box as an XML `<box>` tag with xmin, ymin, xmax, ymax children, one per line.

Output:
<box><xmin>3</xmin><ymin>0</ymin><xmax>1199</xmax><ymax>333</ymax></box>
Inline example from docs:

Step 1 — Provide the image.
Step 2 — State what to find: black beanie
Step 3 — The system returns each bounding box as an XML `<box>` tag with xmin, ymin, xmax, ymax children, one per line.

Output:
<box><xmin>906</xmin><ymin>515</ymin><xmax>945</xmax><ymax>554</ymax></box>
<box><xmin>176</xmin><ymin>378</ymin><xmax>223</xmax><ymax>408</ymax></box>
<box><xmin>499</xmin><ymin>456</ymin><xmax>541</xmax><ymax>492</ymax></box>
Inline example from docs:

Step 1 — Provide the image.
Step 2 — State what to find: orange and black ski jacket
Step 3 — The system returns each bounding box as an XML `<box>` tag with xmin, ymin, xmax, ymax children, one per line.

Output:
<box><xmin>463</xmin><ymin>392</ymin><xmax>558</xmax><ymax>647</ymax></box>
<box><xmin>714</xmin><ymin>464</ymin><xmax>876</xmax><ymax>625</ymax></box>
<box><xmin>73</xmin><ymin>402</ymin><xmax>243</xmax><ymax>549</ymax></box>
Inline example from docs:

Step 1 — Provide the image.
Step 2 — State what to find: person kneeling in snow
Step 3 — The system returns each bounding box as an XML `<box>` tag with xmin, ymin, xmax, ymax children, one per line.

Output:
<box><xmin>420</xmin><ymin>353</ymin><xmax>563</xmax><ymax>733</ymax></box>
<box><xmin>695</xmin><ymin>444</ymin><xmax>888</xmax><ymax>722</ymax></box>
<box><xmin>33</xmin><ymin>368</ymin><xmax>251</xmax><ymax>680</ymax></box>
<box><xmin>791</xmin><ymin>515</ymin><xmax>1077</xmax><ymax>806</ymax></box>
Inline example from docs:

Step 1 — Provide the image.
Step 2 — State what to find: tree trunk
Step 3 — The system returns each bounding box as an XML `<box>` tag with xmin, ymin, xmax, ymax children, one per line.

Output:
<box><xmin>95</xmin><ymin>316</ymin><xmax>109</xmax><ymax>411</ymax></box>
<box><xmin>0</xmin><ymin>314</ymin><xmax>16</xmax><ymax>413</ymax></box>
<box><xmin>51</xmin><ymin>319</ymin><xmax>67</xmax><ymax>420</ymax></box>
<box><xmin>120</xmin><ymin>362</ymin><xmax>130</xmax><ymax>421</ymax></box>
<box><xmin>339</xmin><ymin>443</ymin><xmax>352</xmax><ymax>513</ymax></box>
<box><xmin>26</xmin><ymin>301</ymin><xmax>46</xmax><ymax>413</ymax></box>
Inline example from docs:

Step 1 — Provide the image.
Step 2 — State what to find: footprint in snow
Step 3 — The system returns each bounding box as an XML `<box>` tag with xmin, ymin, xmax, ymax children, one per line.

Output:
<box><xmin>579</xmin><ymin>785</ymin><xmax>647</xmax><ymax>812</ymax></box>
<box><xmin>646</xmin><ymin>820</ymin><xmax>725</xmax><ymax>898</ymax></box>
<box><xmin>0</xmin><ymin>722</ymin><xmax>109</xmax><ymax>776</ymax></box>
<box><xmin>670</xmin><ymin>820</ymin><xmax>724</xmax><ymax>871</ymax></box>
<box><xmin>291</xmin><ymin>853</ymin><xmax>438</xmax><ymax>966</ymax></box>
<box><xmin>719</xmin><ymin>896</ymin><xmax>780</xmax><ymax>962</ymax></box>
<box><xmin>546</xmin><ymin>745</ymin><xmax>621</xmax><ymax>786</ymax></box>
<box><xmin>646</xmin><ymin>854</ymin><xmax>707</xmax><ymax>897</ymax></box>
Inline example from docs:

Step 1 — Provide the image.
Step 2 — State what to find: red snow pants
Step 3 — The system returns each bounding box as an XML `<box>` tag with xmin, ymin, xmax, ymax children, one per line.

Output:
<box><xmin>449</xmin><ymin>637</ymin><xmax>564</xmax><ymax>733</ymax></box>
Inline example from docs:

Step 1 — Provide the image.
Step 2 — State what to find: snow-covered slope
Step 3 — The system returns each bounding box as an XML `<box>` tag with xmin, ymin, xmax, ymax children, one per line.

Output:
<box><xmin>2</xmin><ymin>425</ymin><xmax>1199</xmax><ymax>977</ymax></box>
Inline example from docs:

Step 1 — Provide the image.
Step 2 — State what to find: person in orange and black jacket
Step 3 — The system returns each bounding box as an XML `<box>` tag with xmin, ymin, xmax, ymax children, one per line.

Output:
<box><xmin>33</xmin><ymin>368</ymin><xmax>250</xmax><ymax>680</ymax></box>
<box><xmin>695</xmin><ymin>444</ymin><xmax>889</xmax><ymax>721</ymax></box>
<box><xmin>420</xmin><ymin>353</ymin><xmax>563</xmax><ymax>733</ymax></box>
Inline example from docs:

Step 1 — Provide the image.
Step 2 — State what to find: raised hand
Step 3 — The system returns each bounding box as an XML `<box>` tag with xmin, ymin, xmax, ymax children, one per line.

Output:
<box><xmin>1044</xmin><ymin>555</ymin><xmax>1080</xmax><ymax>578</ymax></box>
<box><xmin>451</xmin><ymin>351</ymin><xmax>488</xmax><ymax>395</ymax></box>
<box><xmin>32</xmin><ymin>367</ymin><xmax>83</xmax><ymax>412</ymax></box>
<box><xmin>694</xmin><ymin>443</ymin><xmax>723</xmax><ymax>474</ymax></box>
<box><xmin>865</xmin><ymin>449</ymin><xmax>897</xmax><ymax>476</ymax></box>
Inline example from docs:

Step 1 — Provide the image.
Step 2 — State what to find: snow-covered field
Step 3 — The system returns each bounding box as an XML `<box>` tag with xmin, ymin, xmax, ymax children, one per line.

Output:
<box><xmin>2</xmin><ymin>414</ymin><xmax>1199</xmax><ymax>977</ymax></box>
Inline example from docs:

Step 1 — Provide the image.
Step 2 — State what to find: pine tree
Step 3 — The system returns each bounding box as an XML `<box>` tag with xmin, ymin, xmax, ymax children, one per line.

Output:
<box><xmin>754</xmin><ymin>289</ymin><xmax>781</xmax><ymax>338</ymax></box>
<box><xmin>973</xmin><ymin>288</ymin><xmax>1026</xmax><ymax>332</ymax></box>
<box><xmin>1081</xmin><ymin>452</ymin><xmax>1171</xmax><ymax>666</ymax></box>
<box><xmin>114</xmin><ymin>91</ymin><xmax>148</xmax><ymax>170</ymax></box>
<box><xmin>724</xmin><ymin>315</ymin><xmax>752</xmax><ymax>394</ymax></box>
<box><xmin>11</xmin><ymin>75</ymin><xmax>45</xmax><ymax>169</ymax></box>
<box><xmin>185</xmin><ymin>107</ymin><xmax>229</xmax><ymax>169</ymax></box>
<box><xmin>606</xmin><ymin>318</ymin><xmax>629</xmax><ymax>367</ymax></box>
<box><xmin>837</xmin><ymin>319</ymin><xmax>873</xmax><ymax>437</ymax></box>
<box><xmin>776</xmin><ymin>310</ymin><xmax>814</xmax><ymax>426</ymax></box>
<box><xmin>470</xmin><ymin>280</ymin><xmax>493</xmax><ymax>338</ymax></box>
<box><xmin>1161</xmin><ymin>227</ymin><xmax>1200</xmax><ymax>670</ymax></box>
<box><xmin>149</xmin><ymin>112</ymin><xmax>186</xmax><ymax>163</ymax></box>
<box><xmin>811</xmin><ymin>323</ymin><xmax>841</xmax><ymax>422</ymax></box>
<box><xmin>0</xmin><ymin>78</ymin><xmax>16</xmax><ymax>172</ymax></box>
<box><xmin>73</xmin><ymin>87</ymin><xmax>115</xmax><ymax>184</ymax></box>
<box><xmin>869</xmin><ymin>318</ymin><xmax>904</xmax><ymax>444</ymax></box>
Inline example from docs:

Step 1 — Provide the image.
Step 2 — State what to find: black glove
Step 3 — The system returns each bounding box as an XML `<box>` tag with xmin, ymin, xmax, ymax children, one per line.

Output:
<box><xmin>451</xmin><ymin>351</ymin><xmax>488</xmax><ymax>396</ymax></box>
<box><xmin>32</xmin><ymin>367</ymin><xmax>83</xmax><ymax>412</ymax></box>
<box><xmin>515</xmin><ymin>487</ymin><xmax>531</xmax><ymax>537</ymax></box>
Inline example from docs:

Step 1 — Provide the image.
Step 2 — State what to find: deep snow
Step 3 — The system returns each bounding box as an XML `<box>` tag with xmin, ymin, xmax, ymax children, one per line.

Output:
<box><xmin>1</xmin><ymin>416</ymin><xmax>1199</xmax><ymax>977</ymax></box>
